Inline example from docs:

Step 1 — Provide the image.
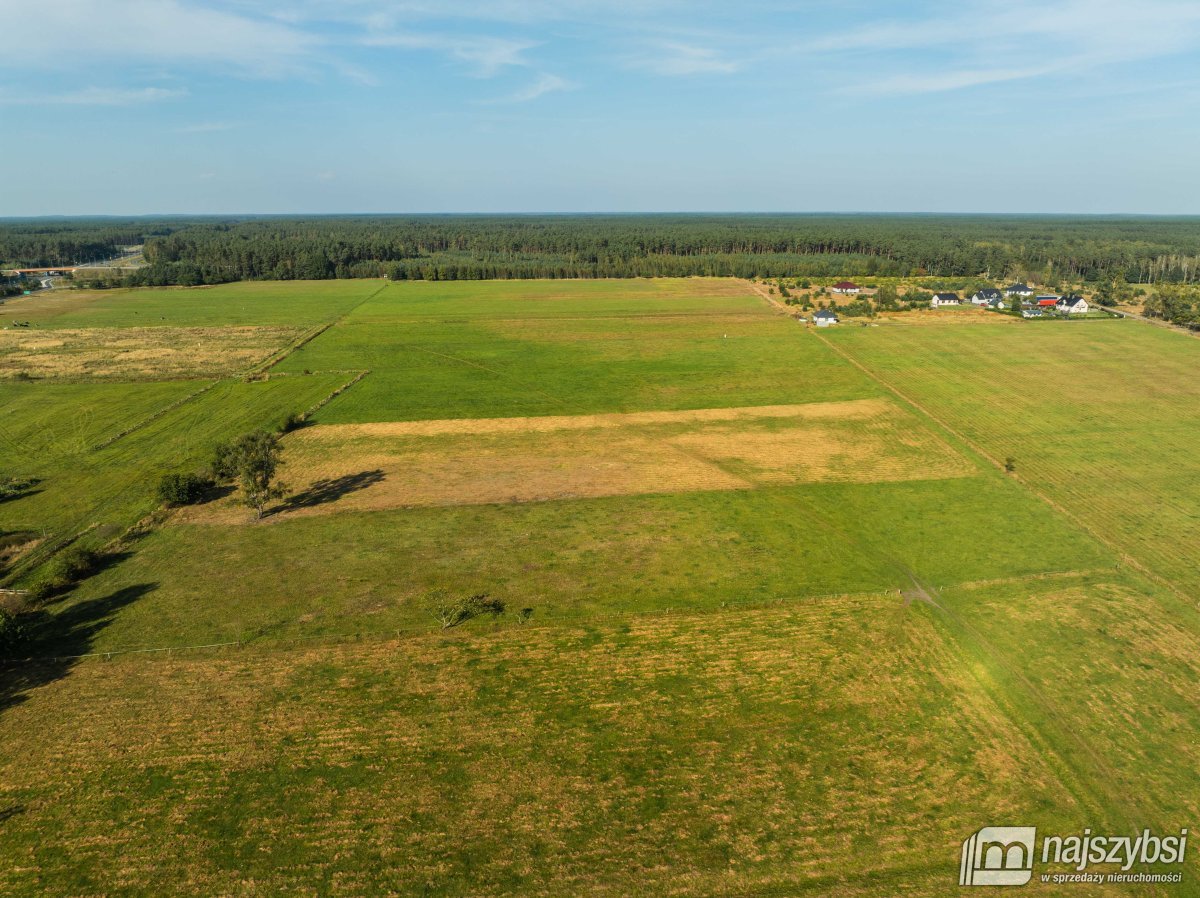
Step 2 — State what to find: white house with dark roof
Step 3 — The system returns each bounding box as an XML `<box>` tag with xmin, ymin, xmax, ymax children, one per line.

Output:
<box><xmin>1004</xmin><ymin>283</ymin><xmax>1034</xmax><ymax>297</ymax></box>
<box><xmin>930</xmin><ymin>292</ymin><xmax>961</xmax><ymax>308</ymax></box>
<box><xmin>813</xmin><ymin>309</ymin><xmax>840</xmax><ymax>326</ymax></box>
<box><xmin>971</xmin><ymin>288</ymin><xmax>1003</xmax><ymax>305</ymax></box>
<box><xmin>1057</xmin><ymin>295</ymin><xmax>1089</xmax><ymax>314</ymax></box>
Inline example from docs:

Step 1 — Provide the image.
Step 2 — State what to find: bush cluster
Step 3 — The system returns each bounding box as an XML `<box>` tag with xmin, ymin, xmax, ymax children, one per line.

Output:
<box><xmin>155</xmin><ymin>472</ymin><xmax>212</xmax><ymax>507</ymax></box>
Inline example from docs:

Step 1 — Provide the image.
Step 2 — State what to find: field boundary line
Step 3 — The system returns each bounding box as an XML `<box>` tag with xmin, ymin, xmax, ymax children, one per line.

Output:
<box><xmin>255</xmin><ymin>279</ymin><xmax>391</xmax><ymax>374</ymax></box>
<box><xmin>300</xmin><ymin>369</ymin><xmax>370</xmax><ymax>419</ymax></box>
<box><xmin>89</xmin><ymin>380</ymin><xmax>220</xmax><ymax>451</ymax></box>
<box><xmin>252</xmin><ymin>322</ymin><xmax>335</xmax><ymax>374</ymax></box>
<box><xmin>810</xmin><ymin>328</ymin><xmax>1193</xmax><ymax>604</ymax></box>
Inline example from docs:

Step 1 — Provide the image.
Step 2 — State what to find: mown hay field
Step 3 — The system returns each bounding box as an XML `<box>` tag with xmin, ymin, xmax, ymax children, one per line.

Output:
<box><xmin>1</xmin><ymin>588</ymin><xmax>1161</xmax><ymax>898</ymax></box>
<box><xmin>0</xmin><ymin>325</ymin><xmax>303</xmax><ymax>381</ymax></box>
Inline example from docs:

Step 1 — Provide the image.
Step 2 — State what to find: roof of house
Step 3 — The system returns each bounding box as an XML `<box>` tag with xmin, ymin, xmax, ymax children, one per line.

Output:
<box><xmin>975</xmin><ymin>288</ymin><xmax>1003</xmax><ymax>298</ymax></box>
<box><xmin>1060</xmin><ymin>294</ymin><xmax>1086</xmax><ymax>304</ymax></box>
<box><xmin>932</xmin><ymin>292</ymin><xmax>961</xmax><ymax>301</ymax></box>
<box><xmin>831</xmin><ymin>281</ymin><xmax>859</xmax><ymax>289</ymax></box>
<box><xmin>1005</xmin><ymin>283</ymin><xmax>1032</xmax><ymax>292</ymax></box>
<box><xmin>814</xmin><ymin>309</ymin><xmax>839</xmax><ymax>319</ymax></box>
<box><xmin>1037</xmin><ymin>298</ymin><xmax>1058</xmax><ymax>306</ymax></box>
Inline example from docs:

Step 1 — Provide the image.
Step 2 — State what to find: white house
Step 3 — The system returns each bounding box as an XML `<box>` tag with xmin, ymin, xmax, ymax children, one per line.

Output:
<box><xmin>930</xmin><ymin>292</ymin><xmax>961</xmax><ymax>308</ymax></box>
<box><xmin>1004</xmin><ymin>283</ymin><xmax>1034</xmax><ymax>297</ymax></box>
<box><xmin>1021</xmin><ymin>309</ymin><xmax>1044</xmax><ymax>319</ymax></box>
<box><xmin>813</xmin><ymin>309</ymin><xmax>840</xmax><ymax>327</ymax></box>
<box><xmin>971</xmin><ymin>288</ymin><xmax>1003</xmax><ymax>305</ymax></box>
<box><xmin>830</xmin><ymin>281</ymin><xmax>861</xmax><ymax>295</ymax></box>
<box><xmin>1057</xmin><ymin>295</ymin><xmax>1089</xmax><ymax>314</ymax></box>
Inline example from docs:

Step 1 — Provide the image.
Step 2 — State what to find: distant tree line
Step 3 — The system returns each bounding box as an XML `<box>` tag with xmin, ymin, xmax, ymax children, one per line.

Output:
<box><xmin>3</xmin><ymin>215</ymin><xmax>1200</xmax><ymax>286</ymax></box>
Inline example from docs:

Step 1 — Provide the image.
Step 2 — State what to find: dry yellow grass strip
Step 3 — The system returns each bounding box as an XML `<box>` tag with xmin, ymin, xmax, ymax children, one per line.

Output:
<box><xmin>181</xmin><ymin>399</ymin><xmax>973</xmax><ymax>522</ymax></box>
<box><xmin>297</xmin><ymin>398</ymin><xmax>895</xmax><ymax>438</ymax></box>
<box><xmin>0</xmin><ymin>325</ymin><xmax>304</xmax><ymax>380</ymax></box>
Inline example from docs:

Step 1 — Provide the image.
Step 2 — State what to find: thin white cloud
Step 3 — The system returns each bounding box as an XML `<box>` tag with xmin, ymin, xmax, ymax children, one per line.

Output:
<box><xmin>812</xmin><ymin>0</ymin><xmax>1200</xmax><ymax>94</ymax></box>
<box><xmin>848</xmin><ymin>62</ymin><xmax>1069</xmax><ymax>96</ymax></box>
<box><xmin>493</xmin><ymin>72</ymin><xmax>577</xmax><ymax>103</ymax></box>
<box><xmin>629</xmin><ymin>41</ymin><xmax>738</xmax><ymax>76</ymax></box>
<box><xmin>0</xmin><ymin>86</ymin><xmax>186</xmax><ymax>106</ymax></box>
<box><xmin>361</xmin><ymin>31</ymin><xmax>536</xmax><ymax>76</ymax></box>
<box><xmin>0</xmin><ymin>0</ymin><xmax>317</xmax><ymax>76</ymax></box>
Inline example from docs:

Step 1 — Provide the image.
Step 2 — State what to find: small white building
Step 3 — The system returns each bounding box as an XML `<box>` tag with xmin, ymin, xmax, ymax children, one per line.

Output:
<box><xmin>813</xmin><ymin>309</ymin><xmax>840</xmax><ymax>327</ymax></box>
<box><xmin>1004</xmin><ymin>283</ymin><xmax>1034</xmax><ymax>297</ymax></box>
<box><xmin>830</xmin><ymin>281</ymin><xmax>861</xmax><ymax>295</ymax></box>
<box><xmin>1057</xmin><ymin>295</ymin><xmax>1089</xmax><ymax>314</ymax></box>
<box><xmin>930</xmin><ymin>292</ymin><xmax>961</xmax><ymax>308</ymax></box>
<box><xmin>971</xmin><ymin>288</ymin><xmax>1003</xmax><ymax>305</ymax></box>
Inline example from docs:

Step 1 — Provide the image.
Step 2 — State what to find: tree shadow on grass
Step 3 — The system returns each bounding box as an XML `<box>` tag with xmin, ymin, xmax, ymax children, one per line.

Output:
<box><xmin>0</xmin><ymin>582</ymin><xmax>157</xmax><ymax>719</ymax></box>
<box><xmin>277</xmin><ymin>469</ymin><xmax>385</xmax><ymax>514</ymax></box>
<box><xmin>0</xmin><ymin>479</ymin><xmax>42</xmax><ymax>506</ymax></box>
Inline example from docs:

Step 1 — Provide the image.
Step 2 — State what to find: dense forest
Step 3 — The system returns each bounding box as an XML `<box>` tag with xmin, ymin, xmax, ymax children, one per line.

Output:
<box><xmin>3</xmin><ymin>215</ymin><xmax>1200</xmax><ymax>288</ymax></box>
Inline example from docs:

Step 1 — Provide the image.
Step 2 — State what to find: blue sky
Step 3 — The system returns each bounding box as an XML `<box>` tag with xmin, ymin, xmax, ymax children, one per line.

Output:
<box><xmin>2</xmin><ymin>0</ymin><xmax>1199</xmax><ymax>214</ymax></box>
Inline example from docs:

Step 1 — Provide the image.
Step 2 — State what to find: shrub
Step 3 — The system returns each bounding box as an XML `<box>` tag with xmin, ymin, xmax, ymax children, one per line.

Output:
<box><xmin>426</xmin><ymin>592</ymin><xmax>507</xmax><ymax>629</ymax></box>
<box><xmin>279</xmin><ymin>411</ymin><xmax>306</xmax><ymax>433</ymax></box>
<box><xmin>210</xmin><ymin>441</ymin><xmax>237</xmax><ymax>481</ymax></box>
<box><xmin>0</xmin><ymin>610</ymin><xmax>26</xmax><ymax>657</ymax></box>
<box><xmin>156</xmin><ymin>472</ymin><xmax>212</xmax><ymax>507</ymax></box>
<box><xmin>49</xmin><ymin>546</ymin><xmax>102</xmax><ymax>585</ymax></box>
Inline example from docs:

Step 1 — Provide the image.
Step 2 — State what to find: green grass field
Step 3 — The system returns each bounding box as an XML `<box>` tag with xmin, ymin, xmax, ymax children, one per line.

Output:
<box><xmin>1</xmin><ymin>279</ymin><xmax>1198</xmax><ymax>896</ymax></box>
<box><xmin>823</xmin><ymin>320</ymin><xmax>1200</xmax><ymax>599</ymax></box>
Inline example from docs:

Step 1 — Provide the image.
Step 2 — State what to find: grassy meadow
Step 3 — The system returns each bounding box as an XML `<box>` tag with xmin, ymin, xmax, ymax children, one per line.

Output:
<box><xmin>824</xmin><ymin>320</ymin><xmax>1200</xmax><ymax>599</ymax></box>
<box><xmin>1</xmin><ymin>278</ymin><xmax>1198</xmax><ymax>896</ymax></box>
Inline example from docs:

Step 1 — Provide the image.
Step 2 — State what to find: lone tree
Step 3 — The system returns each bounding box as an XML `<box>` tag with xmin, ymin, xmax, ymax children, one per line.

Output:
<box><xmin>213</xmin><ymin>431</ymin><xmax>288</xmax><ymax>519</ymax></box>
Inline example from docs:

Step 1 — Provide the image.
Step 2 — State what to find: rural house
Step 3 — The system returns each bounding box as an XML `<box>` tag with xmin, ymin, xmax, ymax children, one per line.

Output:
<box><xmin>1004</xmin><ymin>283</ymin><xmax>1034</xmax><ymax>297</ymax></box>
<box><xmin>1057</xmin><ymin>295</ymin><xmax>1089</xmax><ymax>314</ymax></box>
<box><xmin>813</xmin><ymin>309</ymin><xmax>840</xmax><ymax>326</ymax></box>
<box><xmin>1022</xmin><ymin>309</ymin><xmax>1044</xmax><ymax>319</ymax></box>
<box><xmin>930</xmin><ymin>292</ymin><xmax>961</xmax><ymax>307</ymax></box>
<box><xmin>971</xmin><ymin>288</ymin><xmax>1003</xmax><ymax>305</ymax></box>
<box><xmin>830</xmin><ymin>281</ymin><xmax>861</xmax><ymax>295</ymax></box>
<box><xmin>1036</xmin><ymin>295</ymin><xmax>1060</xmax><ymax>308</ymax></box>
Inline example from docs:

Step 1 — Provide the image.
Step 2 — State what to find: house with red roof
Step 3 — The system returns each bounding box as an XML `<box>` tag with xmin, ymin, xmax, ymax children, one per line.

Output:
<box><xmin>831</xmin><ymin>281</ymin><xmax>861</xmax><ymax>295</ymax></box>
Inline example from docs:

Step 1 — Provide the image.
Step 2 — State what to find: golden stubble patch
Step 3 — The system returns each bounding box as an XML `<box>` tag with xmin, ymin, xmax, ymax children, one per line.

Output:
<box><xmin>0</xmin><ymin>325</ymin><xmax>304</xmax><ymax>380</ymax></box>
<box><xmin>181</xmin><ymin>399</ymin><xmax>973</xmax><ymax>523</ymax></box>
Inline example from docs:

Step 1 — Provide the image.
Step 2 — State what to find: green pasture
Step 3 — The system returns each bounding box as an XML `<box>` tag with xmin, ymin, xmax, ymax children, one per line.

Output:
<box><xmin>40</xmin><ymin>473</ymin><xmax>1113</xmax><ymax>654</ymax></box>
<box><xmin>827</xmin><ymin>320</ymin><xmax>1200</xmax><ymax>599</ymax></box>
<box><xmin>277</xmin><ymin>280</ymin><xmax>873</xmax><ymax>421</ymax></box>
